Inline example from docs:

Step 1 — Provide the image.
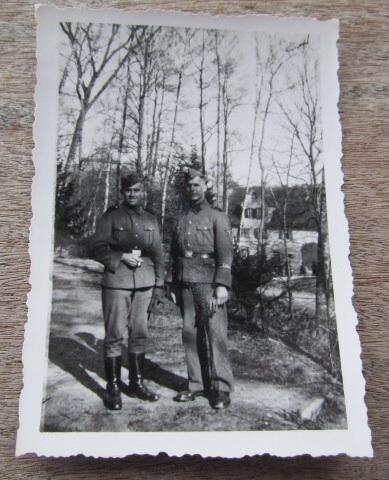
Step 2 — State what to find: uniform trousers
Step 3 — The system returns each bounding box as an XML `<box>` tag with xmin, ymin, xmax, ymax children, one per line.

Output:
<box><xmin>180</xmin><ymin>283</ymin><xmax>234</xmax><ymax>393</ymax></box>
<box><xmin>102</xmin><ymin>287</ymin><xmax>153</xmax><ymax>357</ymax></box>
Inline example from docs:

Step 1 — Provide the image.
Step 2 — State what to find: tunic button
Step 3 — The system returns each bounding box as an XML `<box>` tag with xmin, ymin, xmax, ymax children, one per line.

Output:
<box><xmin>188</xmin><ymin>232</ymin><xmax>191</xmax><ymax>235</ymax></box>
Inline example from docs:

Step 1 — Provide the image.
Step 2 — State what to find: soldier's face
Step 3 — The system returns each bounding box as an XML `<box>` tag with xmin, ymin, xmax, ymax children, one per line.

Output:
<box><xmin>122</xmin><ymin>182</ymin><xmax>143</xmax><ymax>207</ymax></box>
<box><xmin>187</xmin><ymin>176</ymin><xmax>206</xmax><ymax>203</ymax></box>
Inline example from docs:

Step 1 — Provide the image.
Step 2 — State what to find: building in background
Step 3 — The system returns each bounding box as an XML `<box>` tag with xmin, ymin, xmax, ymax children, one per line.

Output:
<box><xmin>229</xmin><ymin>186</ymin><xmax>318</xmax><ymax>276</ymax></box>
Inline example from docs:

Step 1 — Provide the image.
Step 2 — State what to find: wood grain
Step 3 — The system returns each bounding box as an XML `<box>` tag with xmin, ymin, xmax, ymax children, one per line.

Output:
<box><xmin>1</xmin><ymin>0</ymin><xmax>388</xmax><ymax>478</ymax></box>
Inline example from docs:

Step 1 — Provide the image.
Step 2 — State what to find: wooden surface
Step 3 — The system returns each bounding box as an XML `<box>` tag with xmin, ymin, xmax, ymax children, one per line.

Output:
<box><xmin>1</xmin><ymin>0</ymin><xmax>388</xmax><ymax>478</ymax></box>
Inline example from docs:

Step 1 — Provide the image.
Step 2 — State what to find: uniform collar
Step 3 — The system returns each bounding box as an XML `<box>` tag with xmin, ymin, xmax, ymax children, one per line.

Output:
<box><xmin>189</xmin><ymin>199</ymin><xmax>210</xmax><ymax>213</ymax></box>
<box><xmin>122</xmin><ymin>203</ymin><xmax>143</xmax><ymax>216</ymax></box>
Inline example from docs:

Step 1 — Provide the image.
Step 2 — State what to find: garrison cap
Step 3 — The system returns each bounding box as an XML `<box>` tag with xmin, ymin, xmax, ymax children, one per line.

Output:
<box><xmin>183</xmin><ymin>167</ymin><xmax>215</xmax><ymax>190</ymax></box>
<box><xmin>121</xmin><ymin>172</ymin><xmax>144</xmax><ymax>189</ymax></box>
<box><xmin>184</xmin><ymin>167</ymin><xmax>205</xmax><ymax>181</ymax></box>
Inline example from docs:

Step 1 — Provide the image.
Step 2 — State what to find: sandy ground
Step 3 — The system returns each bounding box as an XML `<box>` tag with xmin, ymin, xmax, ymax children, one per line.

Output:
<box><xmin>40</xmin><ymin>257</ymin><xmax>346</xmax><ymax>432</ymax></box>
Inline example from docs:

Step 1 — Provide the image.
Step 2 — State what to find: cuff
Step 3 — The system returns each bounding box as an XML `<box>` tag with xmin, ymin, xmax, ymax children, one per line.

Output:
<box><xmin>214</xmin><ymin>266</ymin><xmax>232</xmax><ymax>289</ymax></box>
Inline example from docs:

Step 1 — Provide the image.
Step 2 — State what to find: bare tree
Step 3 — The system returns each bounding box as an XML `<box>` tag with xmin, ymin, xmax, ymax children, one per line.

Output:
<box><xmin>280</xmin><ymin>41</ymin><xmax>339</xmax><ymax>375</ymax></box>
<box><xmin>214</xmin><ymin>32</ymin><xmax>222</xmax><ymax>207</ymax></box>
<box><xmin>278</xmin><ymin>39</ymin><xmax>321</xmax><ymax>230</ymax></box>
<box><xmin>150</xmin><ymin>74</ymin><xmax>166</xmax><ymax>181</ymax></box>
<box><xmin>146</xmin><ymin>72</ymin><xmax>165</xmax><ymax>179</ymax></box>
<box><xmin>161</xmin><ymin>70</ymin><xmax>183</xmax><ymax>226</ymax></box>
<box><xmin>189</xmin><ymin>30</ymin><xmax>220</xmax><ymax>175</ymax></box>
<box><xmin>221</xmin><ymin>63</ymin><xmax>230</xmax><ymax>211</ymax></box>
<box><xmin>112</xmin><ymin>58</ymin><xmax>132</xmax><ymax>199</ymax></box>
<box><xmin>240</xmin><ymin>36</ymin><xmax>295</xmax><ymax>250</ymax></box>
<box><xmin>128</xmin><ymin>27</ymin><xmax>162</xmax><ymax>174</ymax></box>
<box><xmin>60</xmin><ymin>23</ymin><xmax>145</xmax><ymax>174</ymax></box>
<box><xmin>198</xmin><ymin>32</ymin><xmax>207</xmax><ymax>173</ymax></box>
<box><xmin>270</xmin><ymin>134</ymin><xmax>296</xmax><ymax>323</ymax></box>
<box><xmin>218</xmin><ymin>42</ymin><xmax>243</xmax><ymax>212</ymax></box>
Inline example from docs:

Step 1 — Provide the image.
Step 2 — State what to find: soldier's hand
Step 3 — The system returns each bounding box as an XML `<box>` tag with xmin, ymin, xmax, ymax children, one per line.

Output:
<box><xmin>121</xmin><ymin>253</ymin><xmax>143</xmax><ymax>268</ymax></box>
<box><xmin>165</xmin><ymin>284</ymin><xmax>177</xmax><ymax>304</ymax></box>
<box><xmin>215</xmin><ymin>286</ymin><xmax>229</xmax><ymax>306</ymax></box>
<box><xmin>209</xmin><ymin>286</ymin><xmax>229</xmax><ymax>313</ymax></box>
<box><xmin>148</xmin><ymin>286</ymin><xmax>165</xmax><ymax>314</ymax></box>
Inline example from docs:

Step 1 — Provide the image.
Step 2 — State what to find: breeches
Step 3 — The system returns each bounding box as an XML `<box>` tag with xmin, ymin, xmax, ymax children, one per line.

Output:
<box><xmin>180</xmin><ymin>283</ymin><xmax>234</xmax><ymax>393</ymax></box>
<box><xmin>102</xmin><ymin>287</ymin><xmax>153</xmax><ymax>357</ymax></box>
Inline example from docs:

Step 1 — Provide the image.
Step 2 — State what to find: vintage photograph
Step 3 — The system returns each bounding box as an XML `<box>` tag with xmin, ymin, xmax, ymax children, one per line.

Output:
<box><xmin>17</xmin><ymin>6</ymin><xmax>371</xmax><ymax>458</ymax></box>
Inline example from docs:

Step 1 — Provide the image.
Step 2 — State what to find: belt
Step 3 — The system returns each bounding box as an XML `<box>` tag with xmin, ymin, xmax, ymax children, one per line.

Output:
<box><xmin>181</xmin><ymin>251</ymin><xmax>215</xmax><ymax>259</ymax></box>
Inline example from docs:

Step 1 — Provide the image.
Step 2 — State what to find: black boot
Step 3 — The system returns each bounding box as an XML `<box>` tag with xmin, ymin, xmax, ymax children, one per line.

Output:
<box><xmin>104</xmin><ymin>356</ymin><xmax>122</xmax><ymax>410</ymax></box>
<box><xmin>174</xmin><ymin>390</ymin><xmax>204</xmax><ymax>402</ymax></box>
<box><xmin>128</xmin><ymin>353</ymin><xmax>159</xmax><ymax>402</ymax></box>
<box><xmin>209</xmin><ymin>390</ymin><xmax>231</xmax><ymax>410</ymax></box>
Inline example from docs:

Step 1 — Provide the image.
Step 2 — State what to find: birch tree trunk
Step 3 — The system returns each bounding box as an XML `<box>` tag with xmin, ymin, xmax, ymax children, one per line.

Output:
<box><xmin>161</xmin><ymin>71</ymin><xmax>182</xmax><ymax>227</ymax></box>
<box><xmin>215</xmin><ymin>32</ymin><xmax>222</xmax><ymax>208</ymax></box>
<box><xmin>270</xmin><ymin>131</ymin><xmax>295</xmax><ymax>321</ymax></box>
<box><xmin>116</xmin><ymin>60</ymin><xmax>131</xmax><ymax>200</ymax></box>
<box><xmin>151</xmin><ymin>75</ymin><xmax>165</xmax><ymax>181</ymax></box>
<box><xmin>66</xmin><ymin>101</ymin><xmax>88</xmax><ymax>175</ymax></box>
<box><xmin>136</xmin><ymin>40</ymin><xmax>151</xmax><ymax>174</ymax></box>
<box><xmin>147</xmin><ymin>78</ymin><xmax>159</xmax><ymax>178</ymax></box>
<box><xmin>199</xmin><ymin>34</ymin><xmax>206</xmax><ymax>174</ymax></box>
<box><xmin>222</xmin><ymin>71</ymin><xmax>229</xmax><ymax>213</ymax></box>
<box><xmin>103</xmin><ymin>125</ymin><xmax>116</xmax><ymax>212</ymax></box>
<box><xmin>85</xmin><ymin>167</ymin><xmax>105</xmax><ymax>235</ymax></box>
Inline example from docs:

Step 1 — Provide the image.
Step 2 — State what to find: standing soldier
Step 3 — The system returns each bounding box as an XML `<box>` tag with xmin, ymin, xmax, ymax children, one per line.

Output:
<box><xmin>168</xmin><ymin>168</ymin><xmax>234</xmax><ymax>410</ymax></box>
<box><xmin>91</xmin><ymin>173</ymin><xmax>165</xmax><ymax>410</ymax></box>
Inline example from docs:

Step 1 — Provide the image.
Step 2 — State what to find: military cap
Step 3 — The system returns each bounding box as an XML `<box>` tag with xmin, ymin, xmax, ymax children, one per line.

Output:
<box><xmin>121</xmin><ymin>172</ymin><xmax>144</xmax><ymax>189</ymax></box>
<box><xmin>184</xmin><ymin>166</ymin><xmax>216</xmax><ymax>189</ymax></box>
<box><xmin>184</xmin><ymin>167</ymin><xmax>205</xmax><ymax>181</ymax></box>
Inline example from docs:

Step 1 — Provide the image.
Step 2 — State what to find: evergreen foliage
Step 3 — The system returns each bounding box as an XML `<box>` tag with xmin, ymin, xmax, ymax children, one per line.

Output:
<box><xmin>55</xmin><ymin>163</ymin><xmax>86</xmax><ymax>251</ymax></box>
<box><xmin>231</xmin><ymin>249</ymin><xmax>280</xmax><ymax>327</ymax></box>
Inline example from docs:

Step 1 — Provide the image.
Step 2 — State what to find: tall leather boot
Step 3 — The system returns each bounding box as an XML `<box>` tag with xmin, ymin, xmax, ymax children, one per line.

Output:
<box><xmin>104</xmin><ymin>356</ymin><xmax>122</xmax><ymax>410</ymax></box>
<box><xmin>128</xmin><ymin>353</ymin><xmax>159</xmax><ymax>402</ymax></box>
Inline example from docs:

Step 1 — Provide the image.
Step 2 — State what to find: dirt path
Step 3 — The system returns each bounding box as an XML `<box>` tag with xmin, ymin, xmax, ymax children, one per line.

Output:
<box><xmin>41</xmin><ymin>257</ymin><xmax>346</xmax><ymax>432</ymax></box>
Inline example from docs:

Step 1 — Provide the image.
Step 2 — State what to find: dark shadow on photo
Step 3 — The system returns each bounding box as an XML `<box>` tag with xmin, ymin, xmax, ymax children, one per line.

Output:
<box><xmin>48</xmin><ymin>332</ymin><xmax>187</xmax><ymax>399</ymax></box>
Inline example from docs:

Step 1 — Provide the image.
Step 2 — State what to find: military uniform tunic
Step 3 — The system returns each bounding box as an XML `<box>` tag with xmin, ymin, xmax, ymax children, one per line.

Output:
<box><xmin>91</xmin><ymin>203</ymin><xmax>164</xmax><ymax>356</ymax></box>
<box><xmin>169</xmin><ymin>199</ymin><xmax>234</xmax><ymax>393</ymax></box>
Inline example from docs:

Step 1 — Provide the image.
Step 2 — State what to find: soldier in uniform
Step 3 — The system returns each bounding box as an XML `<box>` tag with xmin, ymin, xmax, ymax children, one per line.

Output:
<box><xmin>91</xmin><ymin>173</ymin><xmax>165</xmax><ymax>410</ymax></box>
<box><xmin>168</xmin><ymin>168</ymin><xmax>234</xmax><ymax>410</ymax></box>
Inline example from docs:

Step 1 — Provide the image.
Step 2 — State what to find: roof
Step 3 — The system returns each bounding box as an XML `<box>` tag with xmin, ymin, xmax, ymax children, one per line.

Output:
<box><xmin>228</xmin><ymin>185</ymin><xmax>317</xmax><ymax>231</ymax></box>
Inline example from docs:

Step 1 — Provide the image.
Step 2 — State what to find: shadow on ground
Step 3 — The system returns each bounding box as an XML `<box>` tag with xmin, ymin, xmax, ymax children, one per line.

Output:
<box><xmin>42</xmin><ymin>257</ymin><xmax>347</xmax><ymax>432</ymax></box>
<box><xmin>48</xmin><ymin>332</ymin><xmax>187</xmax><ymax>402</ymax></box>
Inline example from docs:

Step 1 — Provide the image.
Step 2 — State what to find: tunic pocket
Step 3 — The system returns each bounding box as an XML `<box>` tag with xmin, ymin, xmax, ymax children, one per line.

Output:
<box><xmin>144</xmin><ymin>226</ymin><xmax>154</xmax><ymax>246</ymax></box>
<box><xmin>195</xmin><ymin>225</ymin><xmax>212</xmax><ymax>248</ymax></box>
<box><xmin>112</xmin><ymin>227</ymin><xmax>131</xmax><ymax>245</ymax></box>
